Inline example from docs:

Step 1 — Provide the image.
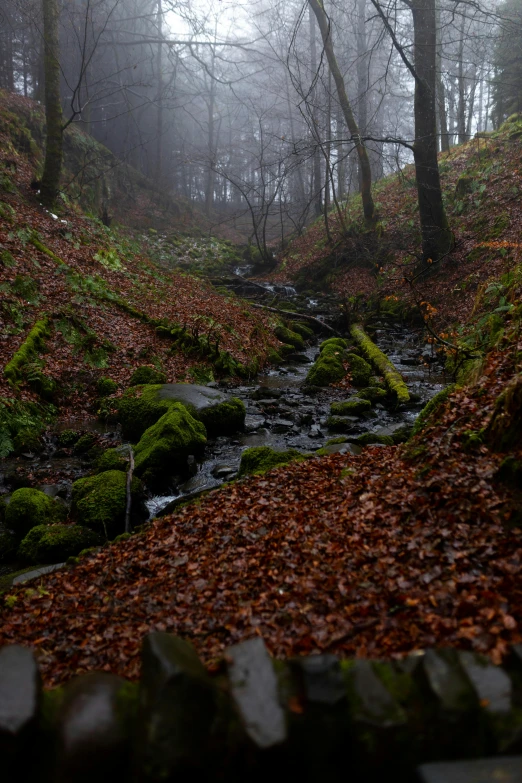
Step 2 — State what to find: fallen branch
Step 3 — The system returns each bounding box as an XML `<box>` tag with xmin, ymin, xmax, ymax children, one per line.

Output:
<box><xmin>350</xmin><ymin>323</ymin><xmax>410</xmax><ymax>403</ymax></box>
<box><xmin>250</xmin><ymin>303</ymin><xmax>340</xmax><ymax>335</ymax></box>
<box><xmin>125</xmin><ymin>445</ymin><xmax>135</xmax><ymax>534</ymax></box>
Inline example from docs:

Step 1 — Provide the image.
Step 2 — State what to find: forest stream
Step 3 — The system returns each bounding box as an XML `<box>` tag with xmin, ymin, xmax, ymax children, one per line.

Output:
<box><xmin>0</xmin><ymin>283</ymin><xmax>448</xmax><ymax>584</ymax></box>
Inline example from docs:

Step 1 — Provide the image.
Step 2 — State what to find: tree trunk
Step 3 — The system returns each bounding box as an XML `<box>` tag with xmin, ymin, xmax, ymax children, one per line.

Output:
<box><xmin>357</xmin><ymin>0</ymin><xmax>369</xmax><ymax>190</ymax></box>
<box><xmin>457</xmin><ymin>10</ymin><xmax>466</xmax><ymax>144</ymax></box>
<box><xmin>309</xmin><ymin>8</ymin><xmax>323</xmax><ymax>218</ymax></box>
<box><xmin>411</xmin><ymin>0</ymin><xmax>452</xmax><ymax>266</ymax></box>
<box><xmin>436</xmin><ymin>2</ymin><xmax>450</xmax><ymax>152</ymax></box>
<box><xmin>41</xmin><ymin>0</ymin><xmax>63</xmax><ymax>207</ymax></box>
<box><xmin>155</xmin><ymin>0</ymin><xmax>163</xmax><ymax>184</ymax></box>
<box><xmin>308</xmin><ymin>0</ymin><xmax>375</xmax><ymax>222</ymax></box>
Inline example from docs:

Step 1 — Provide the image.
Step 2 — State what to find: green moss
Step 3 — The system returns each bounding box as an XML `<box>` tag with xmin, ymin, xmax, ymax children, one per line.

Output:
<box><xmin>306</xmin><ymin>355</ymin><xmax>345</xmax><ymax>386</ymax></box>
<box><xmin>133</xmin><ymin>405</ymin><xmax>207</xmax><ymax>483</ymax></box>
<box><xmin>3</xmin><ymin>317</ymin><xmax>50</xmax><ymax>386</ymax></box>
<box><xmin>95</xmin><ymin>447</ymin><xmax>128</xmax><ymax>473</ymax></box>
<box><xmin>291</xmin><ymin>322</ymin><xmax>314</xmax><ymax>340</ymax></box>
<box><xmin>496</xmin><ymin>456</ymin><xmax>522</xmax><ymax>488</ymax></box>
<box><xmin>411</xmin><ymin>385</ymin><xmax>455</xmax><ymax>437</ymax></box>
<box><xmin>0</xmin><ymin>249</ymin><xmax>15</xmax><ymax>267</ymax></box>
<box><xmin>267</xmin><ymin>349</ymin><xmax>283</xmax><ymax>365</ymax></box>
<box><xmin>57</xmin><ymin>429</ymin><xmax>81</xmax><ymax>447</ymax></box>
<box><xmin>325</xmin><ymin>437</ymin><xmax>349</xmax><ymax>445</ymax></box>
<box><xmin>72</xmin><ymin>470</ymin><xmax>142</xmax><ymax>538</ymax></box>
<box><xmin>358</xmin><ymin>387</ymin><xmax>388</xmax><ymax>403</ymax></box>
<box><xmin>97</xmin><ymin>376</ymin><xmax>118</xmax><ymax>396</ymax></box>
<box><xmin>238</xmin><ymin>446</ymin><xmax>306</xmax><ymax>477</ymax></box>
<box><xmin>327</xmin><ymin>416</ymin><xmax>356</xmax><ymax>433</ymax></box>
<box><xmin>18</xmin><ymin>524</ymin><xmax>101</xmax><ymax>564</ymax></box>
<box><xmin>352</xmin><ymin>433</ymin><xmax>394</xmax><ymax>446</ymax></box>
<box><xmin>274</xmin><ymin>324</ymin><xmax>305</xmax><ymax>350</ymax></box>
<box><xmin>198</xmin><ymin>397</ymin><xmax>245</xmax><ymax>436</ymax></box>
<box><xmin>5</xmin><ymin>488</ymin><xmax>67</xmax><ymax>540</ymax></box>
<box><xmin>331</xmin><ymin>398</ymin><xmax>372</xmax><ymax>416</ymax></box>
<box><xmin>350</xmin><ymin>324</ymin><xmax>409</xmax><ymax>403</ymax></box>
<box><xmin>129</xmin><ymin>365</ymin><xmax>167</xmax><ymax>386</ymax></box>
<box><xmin>319</xmin><ymin>338</ymin><xmax>348</xmax><ymax>353</ymax></box>
<box><xmin>73</xmin><ymin>432</ymin><xmax>97</xmax><ymax>454</ymax></box>
<box><xmin>485</xmin><ymin>374</ymin><xmax>522</xmax><ymax>451</ymax></box>
<box><xmin>0</xmin><ymin>397</ymin><xmax>54</xmax><ymax>458</ymax></box>
<box><xmin>461</xmin><ymin>429</ymin><xmax>484</xmax><ymax>450</ymax></box>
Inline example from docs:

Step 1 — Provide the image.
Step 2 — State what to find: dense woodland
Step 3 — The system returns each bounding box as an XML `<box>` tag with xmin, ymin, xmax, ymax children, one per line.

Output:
<box><xmin>1</xmin><ymin>2</ymin><xmax>522</xmax><ymax>774</ymax></box>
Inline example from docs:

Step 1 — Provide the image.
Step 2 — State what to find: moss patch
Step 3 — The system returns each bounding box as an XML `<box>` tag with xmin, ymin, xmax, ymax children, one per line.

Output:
<box><xmin>274</xmin><ymin>324</ymin><xmax>305</xmax><ymax>350</ymax></box>
<box><xmin>238</xmin><ymin>446</ymin><xmax>306</xmax><ymax>477</ymax></box>
<box><xmin>129</xmin><ymin>366</ymin><xmax>167</xmax><ymax>386</ymax></box>
<box><xmin>133</xmin><ymin>405</ymin><xmax>207</xmax><ymax>484</ymax></box>
<box><xmin>411</xmin><ymin>385</ymin><xmax>455</xmax><ymax>437</ymax></box>
<box><xmin>306</xmin><ymin>354</ymin><xmax>345</xmax><ymax>387</ymax></box>
<box><xmin>331</xmin><ymin>398</ymin><xmax>372</xmax><ymax>416</ymax></box>
<box><xmin>5</xmin><ymin>488</ymin><xmax>67</xmax><ymax>540</ymax></box>
<box><xmin>72</xmin><ymin>470</ymin><xmax>142</xmax><ymax>539</ymax></box>
<box><xmin>95</xmin><ymin>447</ymin><xmax>128</xmax><ymax>473</ymax></box>
<box><xmin>3</xmin><ymin>317</ymin><xmax>50</xmax><ymax>386</ymax></box>
<box><xmin>319</xmin><ymin>338</ymin><xmax>348</xmax><ymax>353</ymax></box>
<box><xmin>18</xmin><ymin>524</ymin><xmax>101</xmax><ymax>564</ymax></box>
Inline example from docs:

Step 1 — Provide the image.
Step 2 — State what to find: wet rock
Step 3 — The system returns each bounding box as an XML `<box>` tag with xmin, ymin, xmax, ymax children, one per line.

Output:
<box><xmin>245</xmin><ymin>415</ymin><xmax>267</xmax><ymax>432</ymax></box>
<box><xmin>227</xmin><ymin>637</ymin><xmax>286</xmax><ymax>748</ymax></box>
<box><xmin>251</xmin><ymin>387</ymin><xmax>282</xmax><ymax>400</ymax></box>
<box><xmin>330</xmin><ymin>398</ymin><xmax>372</xmax><ymax>416</ymax></box>
<box><xmin>211</xmin><ymin>464</ymin><xmax>237</xmax><ymax>479</ymax></box>
<box><xmin>272</xmin><ymin>419</ymin><xmax>294</xmax><ymax>433</ymax></box>
<box><xmin>308</xmin><ymin>425</ymin><xmax>323</xmax><ymax>438</ymax></box>
<box><xmin>54</xmin><ymin>672</ymin><xmax>134</xmax><ymax>783</ymax></box>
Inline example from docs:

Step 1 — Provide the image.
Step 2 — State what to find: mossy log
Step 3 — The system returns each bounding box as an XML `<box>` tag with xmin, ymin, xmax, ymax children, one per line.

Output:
<box><xmin>350</xmin><ymin>324</ymin><xmax>409</xmax><ymax>404</ymax></box>
<box><xmin>3</xmin><ymin>317</ymin><xmax>50</xmax><ymax>385</ymax></box>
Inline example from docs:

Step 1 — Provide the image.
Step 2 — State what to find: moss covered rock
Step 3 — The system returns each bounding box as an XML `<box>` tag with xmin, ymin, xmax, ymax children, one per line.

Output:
<box><xmin>274</xmin><ymin>325</ymin><xmax>305</xmax><ymax>350</ymax></box>
<box><xmin>358</xmin><ymin>387</ymin><xmax>389</xmax><ymax>403</ymax></box>
<box><xmin>18</xmin><ymin>524</ymin><xmax>101</xmax><ymax>564</ymax></box>
<box><xmin>319</xmin><ymin>338</ymin><xmax>348</xmax><ymax>353</ymax></box>
<box><xmin>97</xmin><ymin>377</ymin><xmax>118</xmax><ymax>396</ymax></box>
<box><xmin>326</xmin><ymin>416</ymin><xmax>357</xmax><ymax>433</ymax></box>
<box><xmin>331</xmin><ymin>398</ymin><xmax>372</xmax><ymax>416</ymax></box>
<box><xmin>129</xmin><ymin>366</ymin><xmax>167</xmax><ymax>386</ymax></box>
<box><xmin>133</xmin><ymin>404</ymin><xmax>207</xmax><ymax>484</ymax></box>
<box><xmin>117</xmin><ymin>383</ymin><xmax>245</xmax><ymax>441</ymax></box>
<box><xmin>347</xmin><ymin>353</ymin><xmax>372</xmax><ymax>387</ymax></box>
<box><xmin>95</xmin><ymin>447</ymin><xmax>128</xmax><ymax>473</ymax></box>
<box><xmin>352</xmin><ymin>433</ymin><xmax>394</xmax><ymax>446</ymax></box>
<box><xmin>238</xmin><ymin>446</ymin><xmax>305</xmax><ymax>477</ymax></box>
<box><xmin>306</xmin><ymin>355</ymin><xmax>345</xmax><ymax>387</ymax></box>
<box><xmin>291</xmin><ymin>322</ymin><xmax>314</xmax><ymax>340</ymax></box>
<box><xmin>5</xmin><ymin>488</ymin><xmax>67</xmax><ymax>540</ymax></box>
<box><xmin>72</xmin><ymin>470</ymin><xmax>143</xmax><ymax>539</ymax></box>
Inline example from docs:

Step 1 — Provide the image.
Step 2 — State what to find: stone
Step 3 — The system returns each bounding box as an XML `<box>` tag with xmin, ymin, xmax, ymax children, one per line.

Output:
<box><xmin>330</xmin><ymin>398</ymin><xmax>372</xmax><ymax>416</ymax></box>
<box><xmin>137</xmin><ymin>633</ymin><xmax>216</xmax><ymax>777</ymax></box>
<box><xmin>418</xmin><ymin>757</ymin><xmax>522</xmax><ymax>783</ymax></box>
<box><xmin>5</xmin><ymin>487</ymin><xmax>67</xmax><ymax>540</ymax></box>
<box><xmin>226</xmin><ymin>637</ymin><xmax>287</xmax><ymax>748</ymax></box>
<box><xmin>272</xmin><ymin>418</ymin><xmax>294</xmax><ymax>433</ymax></box>
<box><xmin>458</xmin><ymin>651</ymin><xmax>512</xmax><ymax>714</ymax></box>
<box><xmin>0</xmin><ymin>645</ymin><xmax>41</xmax><ymax>777</ymax></box>
<box><xmin>133</xmin><ymin>405</ymin><xmax>207</xmax><ymax>485</ymax></box>
<box><xmin>54</xmin><ymin>672</ymin><xmax>135</xmax><ymax>783</ymax></box>
<box><xmin>12</xmin><ymin>562</ymin><xmax>66</xmax><ymax>584</ymax></box>
<box><xmin>349</xmin><ymin>660</ymin><xmax>406</xmax><ymax>727</ymax></box>
<box><xmin>293</xmin><ymin>655</ymin><xmax>346</xmax><ymax>705</ymax></box>
<box><xmin>245</xmin><ymin>414</ymin><xmax>267</xmax><ymax>432</ymax></box>
<box><xmin>422</xmin><ymin>649</ymin><xmax>476</xmax><ymax>713</ymax></box>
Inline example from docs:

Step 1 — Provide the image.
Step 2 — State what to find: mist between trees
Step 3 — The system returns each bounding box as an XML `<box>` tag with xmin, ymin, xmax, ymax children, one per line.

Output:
<box><xmin>0</xmin><ymin>0</ymin><xmax>520</xmax><ymax>261</ymax></box>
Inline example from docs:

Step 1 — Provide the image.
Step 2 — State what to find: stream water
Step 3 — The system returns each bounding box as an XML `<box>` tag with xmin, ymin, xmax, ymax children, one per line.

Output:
<box><xmin>0</xmin><ymin>284</ymin><xmax>447</xmax><ymax>578</ymax></box>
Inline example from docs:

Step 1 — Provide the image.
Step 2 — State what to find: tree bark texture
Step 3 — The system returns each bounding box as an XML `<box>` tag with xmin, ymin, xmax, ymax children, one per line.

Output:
<box><xmin>40</xmin><ymin>0</ymin><xmax>63</xmax><ymax>207</ymax></box>
<box><xmin>411</xmin><ymin>0</ymin><xmax>452</xmax><ymax>265</ymax></box>
<box><xmin>308</xmin><ymin>0</ymin><xmax>375</xmax><ymax>222</ymax></box>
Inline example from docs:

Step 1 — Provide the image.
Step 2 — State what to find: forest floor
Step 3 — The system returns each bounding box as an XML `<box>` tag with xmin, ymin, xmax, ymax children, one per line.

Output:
<box><xmin>1</xmin><ymin>95</ymin><xmax>522</xmax><ymax>687</ymax></box>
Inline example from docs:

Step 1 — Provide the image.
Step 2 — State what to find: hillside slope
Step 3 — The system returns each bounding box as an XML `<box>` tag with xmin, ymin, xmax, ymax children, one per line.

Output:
<box><xmin>0</xmin><ymin>92</ymin><xmax>281</xmax><ymax>453</ymax></box>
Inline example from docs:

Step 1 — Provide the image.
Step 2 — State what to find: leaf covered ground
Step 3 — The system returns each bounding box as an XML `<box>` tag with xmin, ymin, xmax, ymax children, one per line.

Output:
<box><xmin>1</xmin><ymin>342</ymin><xmax>521</xmax><ymax>687</ymax></box>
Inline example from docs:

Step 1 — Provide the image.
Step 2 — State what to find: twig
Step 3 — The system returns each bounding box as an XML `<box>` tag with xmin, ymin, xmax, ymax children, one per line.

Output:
<box><xmin>125</xmin><ymin>445</ymin><xmax>135</xmax><ymax>534</ymax></box>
